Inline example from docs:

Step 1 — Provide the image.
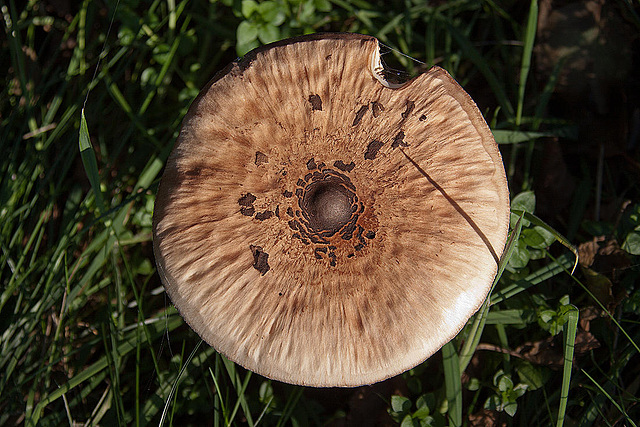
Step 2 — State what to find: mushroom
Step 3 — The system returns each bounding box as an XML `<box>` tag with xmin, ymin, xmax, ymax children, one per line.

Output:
<box><xmin>153</xmin><ymin>33</ymin><xmax>510</xmax><ymax>387</ymax></box>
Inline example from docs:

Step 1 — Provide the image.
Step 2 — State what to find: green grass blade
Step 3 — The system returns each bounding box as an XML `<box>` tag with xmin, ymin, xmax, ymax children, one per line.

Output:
<box><xmin>209</xmin><ymin>362</ymin><xmax>229</xmax><ymax>426</ymax></box>
<box><xmin>510</xmin><ymin>209</ymin><xmax>579</xmax><ymax>274</ymax></box>
<box><xmin>518</xmin><ymin>0</ymin><xmax>539</xmax><ymax>190</ymax></box>
<box><xmin>221</xmin><ymin>355</ymin><xmax>255</xmax><ymax>426</ymax></box>
<box><xmin>556</xmin><ymin>305</ymin><xmax>578</xmax><ymax>427</ymax></box>
<box><xmin>445</xmin><ymin>22</ymin><xmax>514</xmax><ymax>118</ymax></box>
<box><xmin>276</xmin><ymin>386</ymin><xmax>304</xmax><ymax>427</ymax></box>
<box><xmin>28</xmin><ymin>314</ymin><xmax>183</xmax><ymax>426</ymax></box>
<box><xmin>139</xmin><ymin>17</ymin><xmax>189</xmax><ymax>114</ymax></box>
<box><xmin>491</xmin><ymin>252</ymin><xmax>575</xmax><ymax>305</ymax></box>
<box><xmin>78</xmin><ymin>109</ymin><xmax>105</xmax><ymax>215</ymax></box>
<box><xmin>442</xmin><ymin>341</ymin><xmax>462</xmax><ymax>426</ymax></box>
<box><xmin>459</xmin><ymin>301</ymin><xmax>490</xmax><ymax>374</ymax></box>
<box><xmin>493</xmin><ymin>129</ymin><xmax>553</xmax><ymax>144</ymax></box>
<box><xmin>581</xmin><ymin>369</ymin><xmax>638</xmax><ymax>427</ymax></box>
<box><xmin>254</xmin><ymin>396</ymin><xmax>274</xmax><ymax>427</ymax></box>
<box><xmin>551</xmin><ymin>252</ymin><xmax>640</xmax><ymax>355</ymax></box>
<box><xmin>533</xmin><ymin>56</ymin><xmax>567</xmax><ymax>130</ymax></box>
<box><xmin>485</xmin><ymin>309</ymin><xmax>527</xmax><ymax>325</ymax></box>
<box><xmin>459</xmin><ymin>212</ymin><xmax>523</xmax><ymax>372</ymax></box>
<box><xmin>494</xmin><ymin>212</ymin><xmax>524</xmax><ymax>288</ymax></box>
<box><xmin>516</xmin><ymin>0</ymin><xmax>537</xmax><ymax>126</ymax></box>
<box><xmin>159</xmin><ymin>340</ymin><xmax>203</xmax><ymax>427</ymax></box>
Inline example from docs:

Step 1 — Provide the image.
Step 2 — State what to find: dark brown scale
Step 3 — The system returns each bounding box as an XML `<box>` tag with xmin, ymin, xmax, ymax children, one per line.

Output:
<box><xmin>352</xmin><ymin>105</ymin><xmax>368</xmax><ymax>126</ymax></box>
<box><xmin>364</xmin><ymin>140</ymin><xmax>383</xmax><ymax>160</ymax></box>
<box><xmin>306</xmin><ymin>158</ymin><xmax>317</xmax><ymax>170</ymax></box>
<box><xmin>371</xmin><ymin>101</ymin><xmax>385</xmax><ymax>118</ymax></box>
<box><xmin>309</xmin><ymin>234</ymin><xmax>329</xmax><ymax>244</ymax></box>
<box><xmin>392</xmin><ymin>131</ymin><xmax>408</xmax><ymax>149</ymax></box>
<box><xmin>341</xmin><ymin>222</ymin><xmax>357</xmax><ymax>240</ymax></box>
<box><xmin>238</xmin><ymin>193</ymin><xmax>256</xmax><ymax>206</ymax></box>
<box><xmin>308</xmin><ymin>94</ymin><xmax>322</xmax><ymax>111</ymax></box>
<box><xmin>240</xmin><ymin>206</ymin><xmax>255</xmax><ymax>216</ymax></box>
<box><xmin>328</xmin><ymin>252</ymin><xmax>337</xmax><ymax>266</ymax></box>
<box><xmin>288</xmin><ymin>220</ymin><xmax>299</xmax><ymax>231</ymax></box>
<box><xmin>254</xmin><ymin>211</ymin><xmax>273</xmax><ymax>221</ymax></box>
<box><xmin>334</xmin><ymin>160</ymin><xmax>355</xmax><ymax>172</ymax></box>
<box><xmin>255</xmin><ymin>151</ymin><xmax>268</xmax><ymax>165</ymax></box>
<box><xmin>402</xmin><ymin>100</ymin><xmax>415</xmax><ymax>119</ymax></box>
<box><xmin>249</xmin><ymin>245</ymin><xmax>270</xmax><ymax>275</ymax></box>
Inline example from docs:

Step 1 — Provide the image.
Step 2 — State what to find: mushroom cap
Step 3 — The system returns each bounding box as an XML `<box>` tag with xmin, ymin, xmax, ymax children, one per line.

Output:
<box><xmin>153</xmin><ymin>33</ymin><xmax>510</xmax><ymax>387</ymax></box>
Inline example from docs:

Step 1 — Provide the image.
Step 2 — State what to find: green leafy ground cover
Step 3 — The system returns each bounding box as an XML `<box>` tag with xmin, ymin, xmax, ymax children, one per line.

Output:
<box><xmin>2</xmin><ymin>0</ymin><xmax>639</xmax><ymax>425</ymax></box>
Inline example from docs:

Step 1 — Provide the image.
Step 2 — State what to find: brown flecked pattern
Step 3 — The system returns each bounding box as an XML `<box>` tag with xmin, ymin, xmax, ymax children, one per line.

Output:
<box><xmin>153</xmin><ymin>33</ymin><xmax>509</xmax><ymax>387</ymax></box>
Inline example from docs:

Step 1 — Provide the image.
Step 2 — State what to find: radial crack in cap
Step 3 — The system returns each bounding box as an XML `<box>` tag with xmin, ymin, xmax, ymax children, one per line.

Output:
<box><xmin>152</xmin><ymin>33</ymin><xmax>510</xmax><ymax>387</ymax></box>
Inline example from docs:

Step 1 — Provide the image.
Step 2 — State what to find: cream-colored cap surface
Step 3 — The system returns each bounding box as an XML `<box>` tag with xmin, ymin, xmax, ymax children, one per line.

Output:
<box><xmin>153</xmin><ymin>33</ymin><xmax>510</xmax><ymax>387</ymax></box>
